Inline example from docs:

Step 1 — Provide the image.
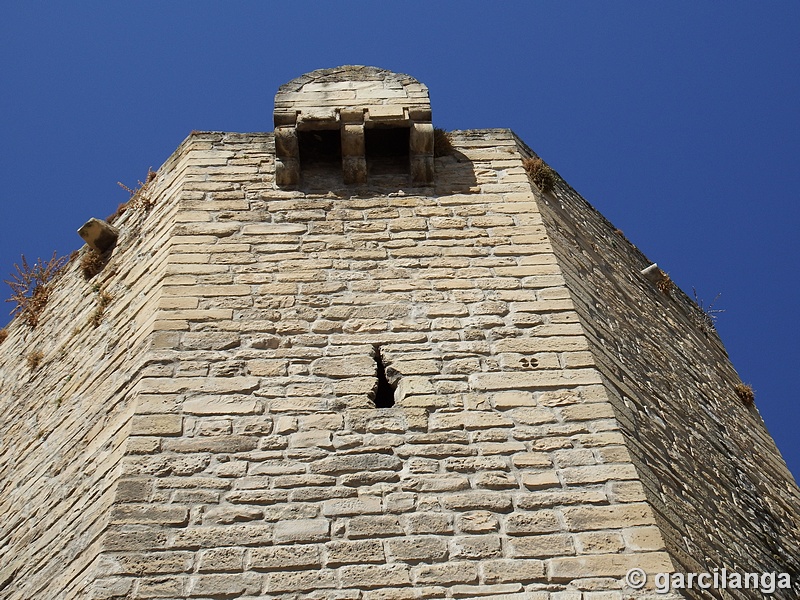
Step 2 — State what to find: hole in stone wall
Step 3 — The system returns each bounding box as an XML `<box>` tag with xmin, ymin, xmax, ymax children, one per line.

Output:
<box><xmin>365</xmin><ymin>127</ymin><xmax>409</xmax><ymax>176</ymax></box>
<box><xmin>372</xmin><ymin>345</ymin><xmax>395</xmax><ymax>408</ymax></box>
<box><xmin>299</xmin><ymin>129</ymin><xmax>342</xmax><ymax>171</ymax></box>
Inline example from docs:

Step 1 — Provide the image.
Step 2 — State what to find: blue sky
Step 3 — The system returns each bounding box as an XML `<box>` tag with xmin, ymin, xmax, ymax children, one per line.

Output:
<box><xmin>2</xmin><ymin>2</ymin><xmax>799</xmax><ymax>479</ymax></box>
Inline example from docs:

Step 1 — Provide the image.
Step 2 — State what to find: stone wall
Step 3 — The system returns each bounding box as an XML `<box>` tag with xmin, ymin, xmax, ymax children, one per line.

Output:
<box><xmin>0</xmin><ymin>143</ymin><xmax>193</xmax><ymax>598</ymax></box>
<box><xmin>1</xmin><ymin>117</ymin><xmax>797</xmax><ymax>600</ymax></box>
<box><xmin>530</xmin><ymin>140</ymin><xmax>800</xmax><ymax>599</ymax></box>
<box><xmin>91</xmin><ymin>130</ymin><xmax>678</xmax><ymax>599</ymax></box>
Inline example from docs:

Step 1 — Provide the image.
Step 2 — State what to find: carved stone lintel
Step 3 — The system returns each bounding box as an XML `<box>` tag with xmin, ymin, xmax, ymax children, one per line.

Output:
<box><xmin>78</xmin><ymin>218</ymin><xmax>119</xmax><ymax>254</ymax></box>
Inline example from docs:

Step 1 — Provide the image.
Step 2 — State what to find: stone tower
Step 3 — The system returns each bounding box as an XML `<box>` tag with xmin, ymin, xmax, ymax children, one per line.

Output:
<box><xmin>0</xmin><ymin>66</ymin><xmax>798</xmax><ymax>600</ymax></box>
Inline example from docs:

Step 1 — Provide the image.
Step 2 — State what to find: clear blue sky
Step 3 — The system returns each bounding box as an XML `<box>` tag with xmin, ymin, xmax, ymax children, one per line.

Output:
<box><xmin>2</xmin><ymin>2</ymin><xmax>799</xmax><ymax>479</ymax></box>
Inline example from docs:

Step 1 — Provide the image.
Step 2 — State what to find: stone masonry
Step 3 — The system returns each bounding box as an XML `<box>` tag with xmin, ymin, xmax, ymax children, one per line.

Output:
<box><xmin>0</xmin><ymin>66</ymin><xmax>798</xmax><ymax>600</ymax></box>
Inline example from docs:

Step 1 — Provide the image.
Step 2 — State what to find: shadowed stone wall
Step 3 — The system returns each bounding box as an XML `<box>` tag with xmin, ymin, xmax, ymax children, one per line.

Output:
<box><xmin>529</xmin><ymin>140</ymin><xmax>800</xmax><ymax>599</ymax></box>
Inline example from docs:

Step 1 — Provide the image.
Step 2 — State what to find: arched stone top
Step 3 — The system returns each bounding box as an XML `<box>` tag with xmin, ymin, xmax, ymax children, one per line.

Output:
<box><xmin>273</xmin><ymin>66</ymin><xmax>434</xmax><ymax>187</ymax></box>
<box><xmin>274</xmin><ymin>66</ymin><xmax>431</xmax><ymax>126</ymax></box>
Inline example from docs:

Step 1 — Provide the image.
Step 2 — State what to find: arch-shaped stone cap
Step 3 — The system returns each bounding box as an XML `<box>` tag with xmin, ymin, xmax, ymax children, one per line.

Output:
<box><xmin>274</xmin><ymin>65</ymin><xmax>431</xmax><ymax>126</ymax></box>
<box><xmin>273</xmin><ymin>66</ymin><xmax>433</xmax><ymax>187</ymax></box>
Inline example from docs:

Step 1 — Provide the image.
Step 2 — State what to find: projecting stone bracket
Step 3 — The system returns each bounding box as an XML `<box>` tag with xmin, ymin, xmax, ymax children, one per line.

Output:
<box><xmin>78</xmin><ymin>218</ymin><xmax>119</xmax><ymax>254</ymax></box>
<box><xmin>274</xmin><ymin>126</ymin><xmax>300</xmax><ymax>187</ymax></box>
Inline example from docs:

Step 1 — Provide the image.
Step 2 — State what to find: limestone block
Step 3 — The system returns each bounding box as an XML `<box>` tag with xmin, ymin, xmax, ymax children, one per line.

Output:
<box><xmin>203</xmin><ymin>506</ymin><xmax>263</xmax><ymax>525</ymax></box>
<box><xmin>310</xmin><ymin>356</ymin><xmax>375</xmax><ymax>378</ymax></box>
<box><xmin>78</xmin><ymin>218</ymin><xmax>119</xmax><ymax>253</ymax></box>
<box><xmin>520</xmin><ymin>471</ymin><xmax>561</xmax><ymax>490</ymax></box>
<box><xmin>325</xmin><ymin>540</ymin><xmax>385</xmax><ymax>566</ymax></box>
<box><xmin>412</xmin><ymin>561</ymin><xmax>478</xmax><ymax>586</ymax></box>
<box><xmin>546</xmin><ymin>551</ymin><xmax>674</xmax><ymax>581</ymax></box>
<box><xmin>441</xmin><ymin>492</ymin><xmax>513</xmax><ymax>512</ymax></box>
<box><xmin>322</xmin><ymin>496</ymin><xmax>382</xmax><ymax>516</ymax></box>
<box><xmin>558</xmin><ymin>464</ymin><xmax>639</xmax><ymax>485</ymax></box>
<box><xmin>273</xmin><ymin>519</ymin><xmax>329</xmax><ymax>544</ymax></box>
<box><xmin>429</xmin><ymin>411</ymin><xmax>513</xmax><ymax>431</ymax></box>
<box><xmin>161</xmin><ymin>435</ymin><xmax>258</xmax><ymax>454</ymax></box>
<box><xmin>403</xmin><ymin>512</ymin><xmax>453</xmax><ymax>535</ymax></box>
<box><xmin>574</xmin><ymin>531</ymin><xmax>626</xmax><ymax>554</ymax></box>
<box><xmin>401</xmin><ymin>474</ymin><xmax>470</xmax><ymax>493</ymax></box>
<box><xmin>449</xmin><ymin>535</ymin><xmax>502</xmax><ymax>559</ymax></box>
<box><xmin>559</xmin><ymin>402</ymin><xmax>616</xmax><ymax>421</ymax></box>
<box><xmin>97</xmin><ymin>551</ymin><xmax>194</xmax><ymax>576</ymax></box>
<box><xmin>622</xmin><ymin>526</ymin><xmax>667</xmax><ymax>552</ymax></box>
<box><xmin>481</xmin><ymin>559</ymin><xmax>546</xmax><ymax>584</ymax></box>
<box><xmin>129</xmin><ymin>414</ymin><xmax>183</xmax><ymax>436</ymax></box>
<box><xmin>340</xmin><ymin>564</ymin><xmax>412</xmax><ymax>588</ymax></box>
<box><xmin>110</xmin><ymin>505</ymin><xmax>189</xmax><ymax>526</ymax></box>
<box><xmin>265</xmin><ymin>569</ymin><xmax>336</xmax><ymax>593</ymax></box>
<box><xmin>505</xmin><ymin>511</ymin><xmax>562</xmax><ymax>535</ymax></box>
<box><xmin>310</xmin><ymin>453</ymin><xmax>402</xmax><ymax>475</ymax></box>
<box><xmin>474</xmin><ymin>471</ymin><xmax>517</xmax><ymax>489</ymax></box>
<box><xmin>386</xmin><ymin>536</ymin><xmax>448</xmax><ymax>563</ymax></box>
<box><xmin>560</xmin><ymin>503</ymin><xmax>656</xmax><ymax>531</ymax></box>
<box><xmin>469</xmin><ymin>369</ymin><xmax>602</xmax><ymax>391</ymax></box>
<box><xmin>249</xmin><ymin>545</ymin><xmax>321</xmax><ymax>570</ymax></box>
<box><xmin>511</xmin><ymin>453</ymin><xmax>553</xmax><ymax>469</ymax></box>
<box><xmin>508</xmin><ymin>534</ymin><xmax>575</xmax><ymax>558</ymax></box>
<box><xmin>182</xmin><ymin>395</ymin><xmax>260</xmax><ymax>415</ymax></box>
<box><xmin>347</xmin><ymin>515</ymin><xmax>403</xmax><ymax>539</ymax></box>
<box><xmin>197</xmin><ymin>547</ymin><xmax>245</xmax><ymax>572</ymax></box>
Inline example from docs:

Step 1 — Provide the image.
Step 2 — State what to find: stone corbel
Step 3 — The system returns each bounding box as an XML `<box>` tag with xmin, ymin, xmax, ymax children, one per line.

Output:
<box><xmin>78</xmin><ymin>218</ymin><xmax>119</xmax><ymax>253</ymax></box>
<box><xmin>410</xmin><ymin>121</ymin><xmax>434</xmax><ymax>185</ymax></box>
<box><xmin>340</xmin><ymin>108</ymin><xmax>366</xmax><ymax>184</ymax></box>
<box><xmin>274</xmin><ymin>126</ymin><xmax>300</xmax><ymax>187</ymax></box>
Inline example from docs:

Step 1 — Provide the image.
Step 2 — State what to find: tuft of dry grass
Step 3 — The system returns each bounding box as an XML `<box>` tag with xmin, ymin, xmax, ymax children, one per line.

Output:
<box><xmin>735</xmin><ymin>383</ymin><xmax>755</xmax><ymax>407</ymax></box>
<box><xmin>0</xmin><ymin>328</ymin><xmax>7</xmax><ymax>344</ymax></box>
<box><xmin>522</xmin><ymin>157</ymin><xmax>556</xmax><ymax>193</ymax></box>
<box><xmin>89</xmin><ymin>290</ymin><xmax>113</xmax><ymax>328</ymax></box>
<box><xmin>80</xmin><ymin>250</ymin><xmax>106</xmax><ymax>280</ymax></box>
<box><xmin>656</xmin><ymin>274</ymin><xmax>674</xmax><ymax>295</ymax></box>
<box><xmin>26</xmin><ymin>350</ymin><xmax>44</xmax><ymax>369</ymax></box>
<box><xmin>108</xmin><ymin>168</ymin><xmax>157</xmax><ymax>223</ymax></box>
<box><xmin>4</xmin><ymin>252</ymin><xmax>67</xmax><ymax>327</ymax></box>
<box><xmin>433</xmin><ymin>128</ymin><xmax>454</xmax><ymax>157</ymax></box>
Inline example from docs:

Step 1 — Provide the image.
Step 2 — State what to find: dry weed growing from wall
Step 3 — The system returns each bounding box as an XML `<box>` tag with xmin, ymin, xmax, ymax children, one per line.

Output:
<box><xmin>26</xmin><ymin>350</ymin><xmax>44</xmax><ymax>369</ymax></box>
<box><xmin>433</xmin><ymin>128</ymin><xmax>454</xmax><ymax>157</ymax></box>
<box><xmin>522</xmin><ymin>157</ymin><xmax>556</xmax><ymax>193</ymax></box>
<box><xmin>4</xmin><ymin>253</ymin><xmax>67</xmax><ymax>327</ymax></box>
<box><xmin>657</xmin><ymin>274</ymin><xmax>675</xmax><ymax>295</ymax></box>
<box><xmin>89</xmin><ymin>290</ymin><xmax>113</xmax><ymax>328</ymax></box>
<box><xmin>735</xmin><ymin>383</ymin><xmax>755</xmax><ymax>407</ymax></box>
<box><xmin>108</xmin><ymin>168</ymin><xmax>157</xmax><ymax>223</ymax></box>
<box><xmin>80</xmin><ymin>250</ymin><xmax>106</xmax><ymax>280</ymax></box>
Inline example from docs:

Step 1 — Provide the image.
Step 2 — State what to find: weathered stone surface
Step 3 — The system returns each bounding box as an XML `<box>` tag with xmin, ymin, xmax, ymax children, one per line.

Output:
<box><xmin>311</xmin><ymin>356</ymin><xmax>376</xmax><ymax>378</ymax></box>
<box><xmin>310</xmin><ymin>453</ymin><xmax>402</xmax><ymax>474</ymax></box>
<box><xmin>273</xmin><ymin>519</ymin><xmax>329</xmax><ymax>544</ymax></box>
<box><xmin>2</xmin><ymin>66</ymin><xmax>798</xmax><ymax>600</ymax></box>
<box><xmin>249</xmin><ymin>544</ymin><xmax>321</xmax><ymax>570</ymax></box>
